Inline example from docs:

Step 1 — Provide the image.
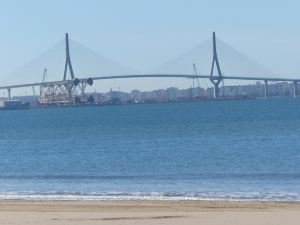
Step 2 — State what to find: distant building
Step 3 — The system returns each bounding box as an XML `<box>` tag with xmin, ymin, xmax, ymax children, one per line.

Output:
<box><xmin>131</xmin><ymin>90</ymin><xmax>142</xmax><ymax>102</ymax></box>
<box><xmin>141</xmin><ymin>91</ymin><xmax>155</xmax><ymax>102</ymax></box>
<box><xmin>154</xmin><ymin>89</ymin><xmax>167</xmax><ymax>101</ymax></box>
<box><xmin>167</xmin><ymin>87</ymin><xmax>178</xmax><ymax>100</ymax></box>
<box><xmin>96</xmin><ymin>93</ymin><xmax>107</xmax><ymax>103</ymax></box>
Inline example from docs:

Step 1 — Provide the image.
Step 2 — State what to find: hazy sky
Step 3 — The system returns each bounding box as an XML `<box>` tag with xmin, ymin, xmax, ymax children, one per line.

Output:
<box><xmin>0</xmin><ymin>0</ymin><xmax>299</xmax><ymax>93</ymax></box>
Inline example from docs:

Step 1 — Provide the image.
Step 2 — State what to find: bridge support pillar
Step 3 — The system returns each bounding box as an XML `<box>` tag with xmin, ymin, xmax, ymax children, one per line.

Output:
<box><xmin>293</xmin><ymin>81</ymin><xmax>297</xmax><ymax>99</ymax></box>
<box><xmin>209</xmin><ymin>32</ymin><xmax>223</xmax><ymax>100</ymax></box>
<box><xmin>7</xmin><ymin>88</ymin><xmax>11</xmax><ymax>100</ymax></box>
<box><xmin>211</xmin><ymin>80</ymin><xmax>221</xmax><ymax>99</ymax></box>
<box><xmin>264</xmin><ymin>80</ymin><xmax>268</xmax><ymax>100</ymax></box>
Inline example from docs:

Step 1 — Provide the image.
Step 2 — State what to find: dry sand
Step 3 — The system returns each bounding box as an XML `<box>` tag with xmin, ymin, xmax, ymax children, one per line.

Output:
<box><xmin>0</xmin><ymin>200</ymin><xmax>300</xmax><ymax>225</ymax></box>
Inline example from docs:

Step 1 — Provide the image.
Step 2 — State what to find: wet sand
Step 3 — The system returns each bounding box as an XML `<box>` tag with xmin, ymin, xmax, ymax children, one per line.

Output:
<box><xmin>0</xmin><ymin>200</ymin><xmax>300</xmax><ymax>225</ymax></box>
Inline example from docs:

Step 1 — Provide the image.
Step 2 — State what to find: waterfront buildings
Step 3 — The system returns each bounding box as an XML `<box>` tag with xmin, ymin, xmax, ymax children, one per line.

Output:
<box><xmin>6</xmin><ymin>81</ymin><xmax>299</xmax><ymax>105</ymax></box>
<box><xmin>94</xmin><ymin>81</ymin><xmax>299</xmax><ymax>104</ymax></box>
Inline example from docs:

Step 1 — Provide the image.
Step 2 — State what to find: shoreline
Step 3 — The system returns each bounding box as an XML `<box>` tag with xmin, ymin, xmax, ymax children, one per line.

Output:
<box><xmin>1</xmin><ymin>197</ymin><xmax>300</xmax><ymax>202</ymax></box>
<box><xmin>1</xmin><ymin>200</ymin><xmax>300</xmax><ymax>225</ymax></box>
<box><xmin>2</xmin><ymin>199</ymin><xmax>300</xmax><ymax>207</ymax></box>
<box><xmin>1</xmin><ymin>190</ymin><xmax>299</xmax><ymax>202</ymax></box>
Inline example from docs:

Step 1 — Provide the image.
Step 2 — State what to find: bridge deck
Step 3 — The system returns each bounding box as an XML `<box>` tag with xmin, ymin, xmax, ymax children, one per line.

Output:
<box><xmin>0</xmin><ymin>74</ymin><xmax>299</xmax><ymax>90</ymax></box>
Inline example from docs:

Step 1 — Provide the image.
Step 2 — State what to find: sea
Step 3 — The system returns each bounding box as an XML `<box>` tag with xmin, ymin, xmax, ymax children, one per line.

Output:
<box><xmin>0</xmin><ymin>98</ymin><xmax>300</xmax><ymax>201</ymax></box>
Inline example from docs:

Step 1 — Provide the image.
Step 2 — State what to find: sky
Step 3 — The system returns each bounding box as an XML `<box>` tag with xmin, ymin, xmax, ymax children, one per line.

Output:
<box><xmin>0</xmin><ymin>0</ymin><xmax>299</xmax><ymax>94</ymax></box>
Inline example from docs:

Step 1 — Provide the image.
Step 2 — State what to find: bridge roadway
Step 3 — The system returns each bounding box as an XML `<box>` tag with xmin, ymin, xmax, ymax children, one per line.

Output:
<box><xmin>0</xmin><ymin>74</ymin><xmax>299</xmax><ymax>90</ymax></box>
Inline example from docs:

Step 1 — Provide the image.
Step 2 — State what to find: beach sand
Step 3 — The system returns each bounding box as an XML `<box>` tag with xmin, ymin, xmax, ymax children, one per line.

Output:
<box><xmin>0</xmin><ymin>200</ymin><xmax>300</xmax><ymax>225</ymax></box>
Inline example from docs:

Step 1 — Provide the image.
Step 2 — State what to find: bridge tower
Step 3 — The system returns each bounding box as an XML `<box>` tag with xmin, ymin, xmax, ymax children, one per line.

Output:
<box><xmin>63</xmin><ymin>33</ymin><xmax>75</xmax><ymax>81</ymax></box>
<box><xmin>264</xmin><ymin>80</ymin><xmax>268</xmax><ymax>99</ymax></box>
<box><xmin>293</xmin><ymin>81</ymin><xmax>297</xmax><ymax>99</ymax></box>
<box><xmin>62</xmin><ymin>33</ymin><xmax>77</xmax><ymax>103</ymax></box>
<box><xmin>37</xmin><ymin>33</ymin><xmax>93</xmax><ymax>106</ymax></box>
<box><xmin>210</xmin><ymin>32</ymin><xmax>223</xmax><ymax>99</ymax></box>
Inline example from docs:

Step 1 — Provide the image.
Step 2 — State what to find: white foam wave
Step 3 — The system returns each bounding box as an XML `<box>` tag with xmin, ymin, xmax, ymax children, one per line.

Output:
<box><xmin>0</xmin><ymin>191</ymin><xmax>299</xmax><ymax>201</ymax></box>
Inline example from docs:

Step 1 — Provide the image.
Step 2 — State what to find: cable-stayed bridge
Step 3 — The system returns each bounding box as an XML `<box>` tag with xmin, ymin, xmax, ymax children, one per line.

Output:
<box><xmin>0</xmin><ymin>32</ymin><xmax>299</xmax><ymax>102</ymax></box>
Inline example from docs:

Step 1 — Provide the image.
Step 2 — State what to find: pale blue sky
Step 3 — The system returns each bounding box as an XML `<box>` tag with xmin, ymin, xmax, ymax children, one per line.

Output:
<box><xmin>0</xmin><ymin>0</ymin><xmax>299</xmax><ymax>92</ymax></box>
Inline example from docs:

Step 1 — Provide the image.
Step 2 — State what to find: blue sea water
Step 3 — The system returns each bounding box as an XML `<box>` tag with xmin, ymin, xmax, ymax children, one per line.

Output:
<box><xmin>0</xmin><ymin>99</ymin><xmax>300</xmax><ymax>201</ymax></box>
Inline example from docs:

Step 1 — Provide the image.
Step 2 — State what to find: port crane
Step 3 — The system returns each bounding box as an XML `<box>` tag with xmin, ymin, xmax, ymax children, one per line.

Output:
<box><xmin>192</xmin><ymin>63</ymin><xmax>202</xmax><ymax>97</ymax></box>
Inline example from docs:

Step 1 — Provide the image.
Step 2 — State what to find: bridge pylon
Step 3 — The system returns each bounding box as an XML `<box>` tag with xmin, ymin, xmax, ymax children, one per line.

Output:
<box><xmin>36</xmin><ymin>33</ymin><xmax>94</xmax><ymax>106</ymax></box>
<box><xmin>293</xmin><ymin>81</ymin><xmax>297</xmax><ymax>99</ymax></box>
<box><xmin>264</xmin><ymin>80</ymin><xmax>268</xmax><ymax>99</ymax></box>
<box><xmin>210</xmin><ymin>32</ymin><xmax>223</xmax><ymax>99</ymax></box>
<box><xmin>63</xmin><ymin>33</ymin><xmax>75</xmax><ymax>81</ymax></box>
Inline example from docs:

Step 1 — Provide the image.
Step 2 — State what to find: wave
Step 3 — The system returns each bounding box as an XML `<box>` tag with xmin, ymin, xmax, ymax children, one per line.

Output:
<box><xmin>2</xmin><ymin>173</ymin><xmax>300</xmax><ymax>180</ymax></box>
<box><xmin>0</xmin><ymin>191</ymin><xmax>300</xmax><ymax>201</ymax></box>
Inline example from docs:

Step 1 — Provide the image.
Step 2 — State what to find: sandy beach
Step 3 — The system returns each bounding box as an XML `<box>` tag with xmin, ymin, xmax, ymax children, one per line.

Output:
<box><xmin>0</xmin><ymin>200</ymin><xmax>299</xmax><ymax>225</ymax></box>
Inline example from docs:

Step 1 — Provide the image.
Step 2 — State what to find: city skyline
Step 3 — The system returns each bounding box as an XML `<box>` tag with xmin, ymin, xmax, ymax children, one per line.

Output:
<box><xmin>5</xmin><ymin>81</ymin><xmax>297</xmax><ymax>106</ymax></box>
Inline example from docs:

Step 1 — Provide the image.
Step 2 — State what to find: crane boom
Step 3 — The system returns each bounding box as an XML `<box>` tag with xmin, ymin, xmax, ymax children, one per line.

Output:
<box><xmin>32</xmin><ymin>86</ymin><xmax>36</xmax><ymax>97</ymax></box>
<box><xmin>40</xmin><ymin>68</ymin><xmax>47</xmax><ymax>97</ymax></box>
<box><xmin>42</xmin><ymin>68</ymin><xmax>47</xmax><ymax>83</ymax></box>
<box><xmin>193</xmin><ymin>64</ymin><xmax>201</xmax><ymax>97</ymax></box>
